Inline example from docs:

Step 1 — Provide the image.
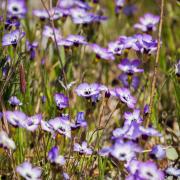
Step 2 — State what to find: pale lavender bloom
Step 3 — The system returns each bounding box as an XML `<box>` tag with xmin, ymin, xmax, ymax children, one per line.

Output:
<box><xmin>166</xmin><ymin>167</ymin><xmax>180</xmax><ymax>177</ymax></box>
<box><xmin>98</xmin><ymin>147</ymin><xmax>111</xmax><ymax>157</ymax></box>
<box><xmin>90</xmin><ymin>44</ymin><xmax>115</xmax><ymax>61</ymax></box>
<box><xmin>57</xmin><ymin>39</ymin><xmax>74</xmax><ymax>47</ymax></box>
<box><xmin>108</xmin><ymin>41</ymin><xmax>124</xmax><ymax>55</ymax></box>
<box><xmin>117</xmin><ymin>36</ymin><xmax>137</xmax><ymax>50</ymax></box>
<box><xmin>139</xmin><ymin>126</ymin><xmax>161</xmax><ymax>137</ymax></box>
<box><xmin>26</xmin><ymin>41</ymin><xmax>38</xmax><ymax>60</ymax></box>
<box><xmin>48</xmin><ymin>146</ymin><xmax>66</xmax><ymax>165</ymax></box>
<box><xmin>134</xmin><ymin>13</ymin><xmax>160</xmax><ymax>32</ymax></box>
<box><xmin>7</xmin><ymin>0</ymin><xmax>27</xmax><ymax>18</ymax></box>
<box><xmin>48</xmin><ymin>117</ymin><xmax>71</xmax><ymax>138</ymax></box>
<box><xmin>0</xmin><ymin>130</ymin><xmax>16</xmax><ymax>150</ymax></box>
<box><xmin>71</xmin><ymin>112</ymin><xmax>87</xmax><ymax>129</ymax></box>
<box><xmin>112</xmin><ymin>125</ymin><xmax>130</xmax><ymax>140</ymax></box>
<box><xmin>41</xmin><ymin>120</ymin><xmax>54</xmax><ymax>133</ymax></box>
<box><xmin>175</xmin><ymin>60</ymin><xmax>180</xmax><ymax>77</ymax></box>
<box><xmin>113</xmin><ymin>88</ymin><xmax>136</xmax><ymax>109</ymax></box>
<box><xmin>70</xmin><ymin>8</ymin><xmax>94</xmax><ymax>24</ymax></box>
<box><xmin>115</xmin><ymin>0</ymin><xmax>125</xmax><ymax>14</ymax></box>
<box><xmin>118</xmin><ymin>73</ymin><xmax>140</xmax><ymax>90</ymax></box>
<box><xmin>75</xmin><ymin>83</ymin><xmax>107</xmax><ymax>98</ymax></box>
<box><xmin>149</xmin><ymin>145</ymin><xmax>166</xmax><ymax>160</ymax></box>
<box><xmin>5</xmin><ymin>111</ymin><xmax>27</xmax><ymax>127</ymax></box>
<box><xmin>143</xmin><ymin>104</ymin><xmax>149</xmax><ymax>115</ymax></box>
<box><xmin>42</xmin><ymin>25</ymin><xmax>62</xmax><ymax>41</ymax></box>
<box><xmin>63</xmin><ymin>172</ymin><xmax>70</xmax><ymax>180</ymax></box>
<box><xmin>2</xmin><ymin>30</ymin><xmax>25</xmax><ymax>47</ymax></box>
<box><xmin>126</xmin><ymin>159</ymin><xmax>140</xmax><ymax>175</ymax></box>
<box><xmin>124</xmin><ymin>109</ymin><xmax>143</xmax><ymax>126</ymax></box>
<box><xmin>137</xmin><ymin>161</ymin><xmax>164</xmax><ymax>180</ymax></box>
<box><xmin>54</xmin><ymin>93</ymin><xmax>69</xmax><ymax>110</ymax></box>
<box><xmin>74</xmin><ymin>141</ymin><xmax>93</xmax><ymax>155</ymax></box>
<box><xmin>16</xmin><ymin>162</ymin><xmax>42</xmax><ymax>180</ymax></box>
<box><xmin>8</xmin><ymin>96</ymin><xmax>22</xmax><ymax>106</ymax></box>
<box><xmin>57</xmin><ymin>0</ymin><xmax>91</xmax><ymax>10</ymax></box>
<box><xmin>33</xmin><ymin>9</ymin><xmax>49</xmax><ymax>20</ymax></box>
<box><xmin>24</xmin><ymin>114</ymin><xmax>42</xmax><ymax>131</ymax></box>
<box><xmin>66</xmin><ymin>35</ymin><xmax>87</xmax><ymax>46</ymax></box>
<box><xmin>132</xmin><ymin>34</ymin><xmax>158</xmax><ymax>54</ymax></box>
<box><xmin>118</xmin><ymin>59</ymin><xmax>144</xmax><ymax>75</ymax></box>
<box><xmin>5</xmin><ymin>17</ymin><xmax>20</xmax><ymax>30</ymax></box>
<box><xmin>110</xmin><ymin>141</ymin><xmax>141</xmax><ymax>162</ymax></box>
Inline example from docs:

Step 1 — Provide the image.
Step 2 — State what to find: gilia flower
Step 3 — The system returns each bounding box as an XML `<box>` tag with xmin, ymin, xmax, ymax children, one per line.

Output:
<box><xmin>54</xmin><ymin>93</ymin><xmax>69</xmax><ymax>110</ymax></box>
<box><xmin>149</xmin><ymin>145</ymin><xmax>166</xmax><ymax>160</ymax></box>
<box><xmin>0</xmin><ymin>130</ymin><xmax>16</xmax><ymax>150</ymax></box>
<box><xmin>2</xmin><ymin>30</ymin><xmax>25</xmax><ymax>47</ymax></box>
<box><xmin>74</xmin><ymin>141</ymin><xmax>93</xmax><ymax>155</ymax></box>
<box><xmin>134</xmin><ymin>13</ymin><xmax>160</xmax><ymax>32</ymax></box>
<box><xmin>175</xmin><ymin>60</ymin><xmax>180</xmax><ymax>77</ymax></box>
<box><xmin>8</xmin><ymin>96</ymin><xmax>22</xmax><ymax>106</ymax></box>
<box><xmin>16</xmin><ymin>162</ymin><xmax>42</xmax><ymax>180</ymax></box>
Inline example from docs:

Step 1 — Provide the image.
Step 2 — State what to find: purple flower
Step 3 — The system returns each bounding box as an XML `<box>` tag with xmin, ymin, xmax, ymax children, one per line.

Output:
<box><xmin>54</xmin><ymin>93</ymin><xmax>69</xmax><ymax>110</ymax></box>
<box><xmin>48</xmin><ymin>146</ymin><xmax>66</xmax><ymax>165</ymax></box>
<box><xmin>110</xmin><ymin>141</ymin><xmax>141</xmax><ymax>161</ymax></box>
<box><xmin>57</xmin><ymin>39</ymin><xmax>74</xmax><ymax>47</ymax></box>
<box><xmin>137</xmin><ymin>161</ymin><xmax>164</xmax><ymax>180</ymax></box>
<box><xmin>75</xmin><ymin>83</ymin><xmax>107</xmax><ymax>98</ymax></box>
<box><xmin>66</xmin><ymin>35</ymin><xmax>87</xmax><ymax>46</ymax></box>
<box><xmin>98</xmin><ymin>147</ymin><xmax>112</xmax><ymax>157</ymax></box>
<box><xmin>166</xmin><ymin>167</ymin><xmax>180</xmax><ymax>177</ymax></box>
<box><xmin>48</xmin><ymin>117</ymin><xmax>71</xmax><ymax>138</ymax></box>
<box><xmin>90</xmin><ymin>44</ymin><xmax>115</xmax><ymax>61</ymax></box>
<box><xmin>26</xmin><ymin>41</ymin><xmax>38</xmax><ymax>60</ymax></box>
<box><xmin>124</xmin><ymin>109</ymin><xmax>143</xmax><ymax>126</ymax></box>
<box><xmin>175</xmin><ymin>60</ymin><xmax>180</xmax><ymax>77</ymax></box>
<box><xmin>74</xmin><ymin>141</ymin><xmax>93</xmax><ymax>155</ymax></box>
<box><xmin>123</xmin><ymin>5</ymin><xmax>137</xmax><ymax>17</ymax></box>
<box><xmin>118</xmin><ymin>59</ymin><xmax>144</xmax><ymax>75</ymax></box>
<box><xmin>118</xmin><ymin>73</ymin><xmax>140</xmax><ymax>90</ymax></box>
<box><xmin>71</xmin><ymin>112</ymin><xmax>87</xmax><ymax>129</ymax></box>
<box><xmin>113</xmin><ymin>88</ymin><xmax>136</xmax><ymax>108</ymax></box>
<box><xmin>2</xmin><ymin>56</ymin><xmax>11</xmax><ymax>77</ymax></box>
<box><xmin>134</xmin><ymin>13</ymin><xmax>160</xmax><ymax>32</ymax></box>
<box><xmin>5</xmin><ymin>111</ymin><xmax>27</xmax><ymax>127</ymax></box>
<box><xmin>143</xmin><ymin>104</ymin><xmax>149</xmax><ymax>115</ymax></box>
<box><xmin>8</xmin><ymin>96</ymin><xmax>22</xmax><ymax>106</ymax></box>
<box><xmin>2</xmin><ymin>30</ymin><xmax>25</xmax><ymax>47</ymax></box>
<box><xmin>16</xmin><ymin>162</ymin><xmax>42</xmax><ymax>180</ymax></box>
<box><xmin>149</xmin><ymin>145</ymin><xmax>166</xmax><ymax>160</ymax></box>
<box><xmin>7</xmin><ymin>0</ymin><xmax>27</xmax><ymax>18</ymax></box>
<box><xmin>5</xmin><ymin>17</ymin><xmax>20</xmax><ymax>30</ymax></box>
<box><xmin>117</xmin><ymin>36</ymin><xmax>137</xmax><ymax>50</ymax></box>
<box><xmin>115</xmin><ymin>0</ymin><xmax>125</xmax><ymax>14</ymax></box>
<box><xmin>108</xmin><ymin>41</ymin><xmax>124</xmax><ymax>55</ymax></box>
<box><xmin>0</xmin><ymin>130</ymin><xmax>16</xmax><ymax>150</ymax></box>
<box><xmin>43</xmin><ymin>25</ymin><xmax>62</xmax><ymax>41</ymax></box>
<box><xmin>132</xmin><ymin>34</ymin><xmax>158</xmax><ymax>54</ymax></box>
<box><xmin>24</xmin><ymin>114</ymin><xmax>42</xmax><ymax>131</ymax></box>
<box><xmin>41</xmin><ymin>120</ymin><xmax>54</xmax><ymax>133</ymax></box>
<box><xmin>139</xmin><ymin>126</ymin><xmax>161</xmax><ymax>137</ymax></box>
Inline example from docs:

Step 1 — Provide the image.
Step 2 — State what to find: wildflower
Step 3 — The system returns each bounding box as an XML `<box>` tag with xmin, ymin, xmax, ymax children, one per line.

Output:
<box><xmin>16</xmin><ymin>162</ymin><xmax>42</xmax><ymax>180</ymax></box>
<box><xmin>57</xmin><ymin>39</ymin><xmax>74</xmax><ymax>47</ymax></box>
<box><xmin>42</xmin><ymin>25</ymin><xmax>62</xmax><ymax>41</ymax></box>
<box><xmin>123</xmin><ymin>5</ymin><xmax>137</xmax><ymax>16</ymax></box>
<box><xmin>75</xmin><ymin>83</ymin><xmax>107</xmax><ymax>99</ymax></box>
<box><xmin>137</xmin><ymin>161</ymin><xmax>164</xmax><ymax>180</ymax></box>
<box><xmin>175</xmin><ymin>60</ymin><xmax>180</xmax><ymax>77</ymax></box>
<box><xmin>124</xmin><ymin>109</ymin><xmax>143</xmax><ymax>126</ymax></box>
<box><xmin>149</xmin><ymin>145</ymin><xmax>166</xmax><ymax>160</ymax></box>
<box><xmin>5</xmin><ymin>17</ymin><xmax>20</xmax><ymax>30</ymax></box>
<box><xmin>166</xmin><ymin>167</ymin><xmax>180</xmax><ymax>177</ymax></box>
<box><xmin>5</xmin><ymin>111</ymin><xmax>27</xmax><ymax>127</ymax></box>
<box><xmin>132</xmin><ymin>34</ymin><xmax>158</xmax><ymax>54</ymax></box>
<box><xmin>2</xmin><ymin>30</ymin><xmax>25</xmax><ymax>47</ymax></box>
<box><xmin>108</xmin><ymin>41</ymin><xmax>124</xmax><ymax>55</ymax></box>
<box><xmin>8</xmin><ymin>96</ymin><xmax>22</xmax><ymax>106</ymax></box>
<box><xmin>118</xmin><ymin>73</ymin><xmax>140</xmax><ymax>90</ymax></box>
<box><xmin>66</xmin><ymin>35</ymin><xmax>87</xmax><ymax>46</ymax></box>
<box><xmin>71</xmin><ymin>112</ymin><xmax>87</xmax><ymax>129</ymax></box>
<box><xmin>134</xmin><ymin>13</ymin><xmax>160</xmax><ymax>32</ymax></box>
<box><xmin>118</xmin><ymin>59</ymin><xmax>144</xmax><ymax>75</ymax></box>
<box><xmin>24</xmin><ymin>114</ymin><xmax>42</xmax><ymax>131</ymax></box>
<box><xmin>115</xmin><ymin>0</ymin><xmax>125</xmax><ymax>14</ymax></box>
<box><xmin>74</xmin><ymin>141</ymin><xmax>93</xmax><ymax>155</ymax></box>
<box><xmin>139</xmin><ymin>126</ymin><xmax>161</xmax><ymax>137</ymax></box>
<box><xmin>48</xmin><ymin>117</ymin><xmax>71</xmax><ymax>138</ymax></box>
<box><xmin>110</xmin><ymin>141</ymin><xmax>141</xmax><ymax>161</ymax></box>
<box><xmin>143</xmin><ymin>104</ymin><xmax>149</xmax><ymax>115</ymax></box>
<box><xmin>0</xmin><ymin>130</ymin><xmax>16</xmax><ymax>150</ymax></box>
<box><xmin>7</xmin><ymin>0</ymin><xmax>27</xmax><ymax>18</ymax></box>
<box><xmin>63</xmin><ymin>172</ymin><xmax>70</xmax><ymax>180</ymax></box>
<box><xmin>48</xmin><ymin>146</ymin><xmax>66</xmax><ymax>165</ymax></box>
<box><xmin>41</xmin><ymin>120</ymin><xmax>54</xmax><ymax>133</ymax></box>
<box><xmin>90</xmin><ymin>44</ymin><xmax>115</xmax><ymax>61</ymax></box>
<box><xmin>98</xmin><ymin>147</ymin><xmax>111</xmax><ymax>157</ymax></box>
<box><xmin>54</xmin><ymin>93</ymin><xmax>69</xmax><ymax>110</ymax></box>
<box><xmin>113</xmin><ymin>88</ymin><xmax>136</xmax><ymax>108</ymax></box>
<box><xmin>26</xmin><ymin>41</ymin><xmax>38</xmax><ymax>60</ymax></box>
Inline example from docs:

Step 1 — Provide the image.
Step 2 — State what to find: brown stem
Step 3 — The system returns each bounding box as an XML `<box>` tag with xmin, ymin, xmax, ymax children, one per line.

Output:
<box><xmin>145</xmin><ymin>0</ymin><xmax>165</xmax><ymax>127</ymax></box>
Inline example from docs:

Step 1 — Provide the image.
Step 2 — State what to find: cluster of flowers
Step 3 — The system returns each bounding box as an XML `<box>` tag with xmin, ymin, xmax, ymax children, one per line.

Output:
<box><xmin>0</xmin><ymin>0</ymin><xmax>179</xmax><ymax>179</ymax></box>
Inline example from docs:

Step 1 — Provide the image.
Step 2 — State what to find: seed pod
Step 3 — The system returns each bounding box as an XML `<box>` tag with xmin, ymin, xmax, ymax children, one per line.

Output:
<box><xmin>19</xmin><ymin>63</ymin><xmax>26</xmax><ymax>94</ymax></box>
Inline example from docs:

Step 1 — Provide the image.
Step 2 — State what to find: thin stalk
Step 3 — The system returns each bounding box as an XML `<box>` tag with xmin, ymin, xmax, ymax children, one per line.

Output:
<box><xmin>145</xmin><ymin>0</ymin><xmax>165</xmax><ymax>127</ymax></box>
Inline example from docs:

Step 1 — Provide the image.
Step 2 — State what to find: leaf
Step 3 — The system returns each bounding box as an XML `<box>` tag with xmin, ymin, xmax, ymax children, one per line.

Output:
<box><xmin>166</xmin><ymin>147</ymin><xmax>178</xmax><ymax>160</ymax></box>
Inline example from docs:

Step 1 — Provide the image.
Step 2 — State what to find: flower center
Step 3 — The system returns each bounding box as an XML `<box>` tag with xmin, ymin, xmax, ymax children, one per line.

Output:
<box><xmin>12</xmin><ymin>6</ymin><xmax>19</xmax><ymax>12</ymax></box>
